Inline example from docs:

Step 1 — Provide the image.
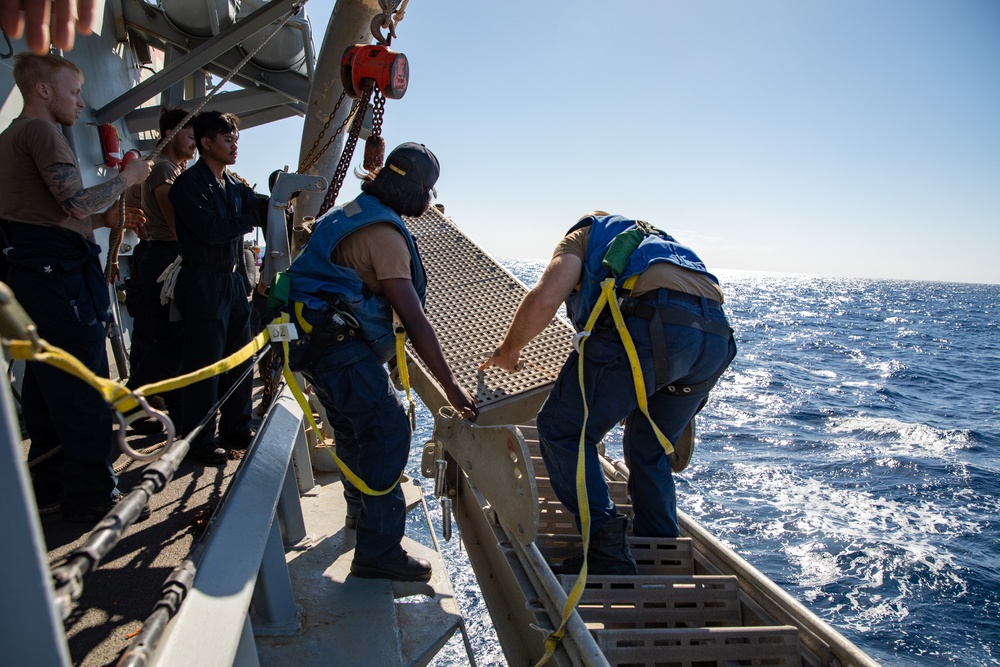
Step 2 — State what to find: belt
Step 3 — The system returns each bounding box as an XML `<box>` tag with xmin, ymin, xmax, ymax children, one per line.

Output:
<box><xmin>185</xmin><ymin>260</ymin><xmax>237</xmax><ymax>273</ymax></box>
<box><xmin>621</xmin><ymin>288</ymin><xmax>722</xmax><ymax>310</ymax></box>
<box><xmin>614</xmin><ymin>290</ymin><xmax>733</xmax><ymax>340</ymax></box>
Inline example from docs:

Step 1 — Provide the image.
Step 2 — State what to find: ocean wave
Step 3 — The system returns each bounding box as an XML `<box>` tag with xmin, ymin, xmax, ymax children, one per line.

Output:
<box><xmin>690</xmin><ymin>465</ymin><xmax>980</xmax><ymax>629</ymax></box>
<box><xmin>828</xmin><ymin>416</ymin><xmax>976</xmax><ymax>457</ymax></box>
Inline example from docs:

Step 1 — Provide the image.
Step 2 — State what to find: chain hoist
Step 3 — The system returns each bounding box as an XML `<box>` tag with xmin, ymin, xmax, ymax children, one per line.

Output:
<box><xmin>311</xmin><ymin>3</ymin><xmax>410</xmax><ymax>216</ymax></box>
<box><xmin>364</xmin><ymin>89</ymin><xmax>386</xmax><ymax>170</ymax></box>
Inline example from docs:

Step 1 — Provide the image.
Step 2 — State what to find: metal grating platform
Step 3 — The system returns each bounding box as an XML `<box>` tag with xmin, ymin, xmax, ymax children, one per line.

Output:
<box><xmin>403</xmin><ymin>207</ymin><xmax>574</xmax><ymax>413</ymax></box>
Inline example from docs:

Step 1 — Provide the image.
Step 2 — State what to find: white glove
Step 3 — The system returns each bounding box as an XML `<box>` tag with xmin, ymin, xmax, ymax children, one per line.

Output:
<box><xmin>157</xmin><ymin>256</ymin><xmax>183</xmax><ymax>305</ymax></box>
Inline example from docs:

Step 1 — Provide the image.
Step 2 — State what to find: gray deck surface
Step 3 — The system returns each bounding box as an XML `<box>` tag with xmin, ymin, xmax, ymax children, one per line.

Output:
<box><xmin>27</xmin><ymin>380</ymin><xmax>459</xmax><ymax>667</ymax></box>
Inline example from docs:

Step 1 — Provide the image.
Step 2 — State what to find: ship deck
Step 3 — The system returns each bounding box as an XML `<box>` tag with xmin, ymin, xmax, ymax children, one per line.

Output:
<box><xmin>33</xmin><ymin>379</ymin><xmax>463</xmax><ymax>667</ymax></box>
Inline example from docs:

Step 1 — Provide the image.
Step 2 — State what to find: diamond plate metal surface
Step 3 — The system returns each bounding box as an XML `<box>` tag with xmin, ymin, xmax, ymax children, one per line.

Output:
<box><xmin>403</xmin><ymin>206</ymin><xmax>573</xmax><ymax>412</ymax></box>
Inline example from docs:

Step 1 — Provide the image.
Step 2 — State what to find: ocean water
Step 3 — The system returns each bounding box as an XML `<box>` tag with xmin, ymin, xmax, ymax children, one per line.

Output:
<box><xmin>407</xmin><ymin>265</ymin><xmax>1000</xmax><ymax>666</ymax></box>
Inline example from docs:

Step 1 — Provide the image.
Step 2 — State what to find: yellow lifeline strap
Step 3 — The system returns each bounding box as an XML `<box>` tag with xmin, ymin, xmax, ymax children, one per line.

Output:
<box><xmin>4</xmin><ymin>329</ymin><xmax>270</xmax><ymax>418</ymax></box>
<box><xmin>586</xmin><ymin>276</ymin><xmax>674</xmax><ymax>456</ymax></box>
<box><xmin>534</xmin><ymin>276</ymin><xmax>674</xmax><ymax>666</ymax></box>
<box><xmin>395</xmin><ymin>324</ymin><xmax>417</xmax><ymax>429</ymax></box>
<box><xmin>278</xmin><ymin>313</ymin><xmax>401</xmax><ymax>497</ymax></box>
<box><xmin>5</xmin><ymin>308</ymin><xmax>400</xmax><ymax>497</ymax></box>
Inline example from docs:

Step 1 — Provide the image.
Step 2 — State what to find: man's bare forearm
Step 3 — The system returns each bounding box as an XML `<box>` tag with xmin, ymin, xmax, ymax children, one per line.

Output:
<box><xmin>42</xmin><ymin>163</ymin><xmax>127</xmax><ymax>219</ymax></box>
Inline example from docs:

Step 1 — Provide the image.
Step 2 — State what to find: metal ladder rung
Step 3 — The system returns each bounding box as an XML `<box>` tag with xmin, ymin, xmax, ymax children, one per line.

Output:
<box><xmin>595</xmin><ymin>626</ymin><xmax>802</xmax><ymax>667</ymax></box>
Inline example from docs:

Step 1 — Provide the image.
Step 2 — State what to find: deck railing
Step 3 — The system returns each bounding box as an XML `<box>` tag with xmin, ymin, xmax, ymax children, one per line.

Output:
<box><xmin>0</xmin><ymin>374</ymin><xmax>311</xmax><ymax>667</ymax></box>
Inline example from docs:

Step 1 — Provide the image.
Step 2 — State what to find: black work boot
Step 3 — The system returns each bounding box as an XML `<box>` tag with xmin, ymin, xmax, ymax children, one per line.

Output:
<box><xmin>350</xmin><ymin>552</ymin><xmax>432</xmax><ymax>582</ymax></box>
<box><xmin>553</xmin><ymin>515</ymin><xmax>638</xmax><ymax>576</ymax></box>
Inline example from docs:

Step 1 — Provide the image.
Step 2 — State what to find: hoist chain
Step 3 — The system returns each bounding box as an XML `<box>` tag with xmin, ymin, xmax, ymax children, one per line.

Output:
<box><xmin>317</xmin><ymin>80</ymin><xmax>374</xmax><ymax>217</ymax></box>
<box><xmin>298</xmin><ymin>89</ymin><xmax>349</xmax><ymax>173</ymax></box>
<box><xmin>371</xmin><ymin>89</ymin><xmax>385</xmax><ymax>137</ymax></box>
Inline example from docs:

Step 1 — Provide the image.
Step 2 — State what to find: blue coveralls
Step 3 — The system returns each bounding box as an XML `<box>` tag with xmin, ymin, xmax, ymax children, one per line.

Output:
<box><xmin>126</xmin><ymin>239</ymin><xmax>182</xmax><ymax>414</ymax></box>
<box><xmin>286</xmin><ymin>194</ymin><xmax>426</xmax><ymax>564</ymax></box>
<box><xmin>5</xmin><ymin>224</ymin><xmax>119</xmax><ymax>509</ymax></box>
<box><xmin>537</xmin><ymin>216</ymin><xmax>737</xmax><ymax>538</ymax></box>
<box><xmin>169</xmin><ymin>160</ymin><xmax>267</xmax><ymax>452</ymax></box>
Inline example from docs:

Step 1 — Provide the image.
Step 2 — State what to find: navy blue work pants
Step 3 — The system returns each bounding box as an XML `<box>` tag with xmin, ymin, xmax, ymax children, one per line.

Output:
<box><xmin>174</xmin><ymin>268</ymin><xmax>253</xmax><ymax>450</ymax></box>
<box><xmin>7</xmin><ymin>261</ymin><xmax>119</xmax><ymax>510</ymax></box>
<box><xmin>537</xmin><ymin>291</ymin><xmax>735</xmax><ymax>538</ymax></box>
<box><xmin>127</xmin><ymin>242</ymin><xmax>182</xmax><ymax>414</ymax></box>
<box><xmin>290</xmin><ymin>335</ymin><xmax>411</xmax><ymax>564</ymax></box>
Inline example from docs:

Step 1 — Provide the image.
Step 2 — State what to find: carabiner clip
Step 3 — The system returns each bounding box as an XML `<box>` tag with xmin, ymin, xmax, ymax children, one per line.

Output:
<box><xmin>114</xmin><ymin>394</ymin><xmax>176</xmax><ymax>462</ymax></box>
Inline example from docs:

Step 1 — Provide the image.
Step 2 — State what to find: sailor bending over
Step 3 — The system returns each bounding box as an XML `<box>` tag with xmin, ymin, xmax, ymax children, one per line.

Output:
<box><xmin>482</xmin><ymin>212</ymin><xmax>737</xmax><ymax>574</ymax></box>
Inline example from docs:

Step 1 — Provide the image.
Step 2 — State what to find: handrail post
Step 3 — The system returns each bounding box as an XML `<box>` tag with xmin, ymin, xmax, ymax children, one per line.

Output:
<box><xmin>278</xmin><ymin>456</ymin><xmax>308</xmax><ymax>546</ymax></box>
<box><xmin>251</xmin><ymin>516</ymin><xmax>300</xmax><ymax>635</ymax></box>
<box><xmin>0</xmin><ymin>366</ymin><xmax>72</xmax><ymax>666</ymax></box>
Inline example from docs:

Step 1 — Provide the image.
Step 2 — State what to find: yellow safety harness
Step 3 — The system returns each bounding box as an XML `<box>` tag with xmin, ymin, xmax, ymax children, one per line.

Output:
<box><xmin>282</xmin><ymin>309</ymin><xmax>403</xmax><ymax>497</ymax></box>
<box><xmin>536</xmin><ymin>274</ymin><xmax>675</xmax><ymax>666</ymax></box>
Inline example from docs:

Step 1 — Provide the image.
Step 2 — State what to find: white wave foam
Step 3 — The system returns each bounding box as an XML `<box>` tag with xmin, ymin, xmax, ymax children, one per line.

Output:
<box><xmin>828</xmin><ymin>416</ymin><xmax>974</xmax><ymax>457</ymax></box>
<box><xmin>698</xmin><ymin>464</ymin><xmax>985</xmax><ymax>630</ymax></box>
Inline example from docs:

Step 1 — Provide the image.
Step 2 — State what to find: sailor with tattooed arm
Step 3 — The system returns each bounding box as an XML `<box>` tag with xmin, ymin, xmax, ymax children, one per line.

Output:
<box><xmin>0</xmin><ymin>52</ymin><xmax>152</xmax><ymax>522</ymax></box>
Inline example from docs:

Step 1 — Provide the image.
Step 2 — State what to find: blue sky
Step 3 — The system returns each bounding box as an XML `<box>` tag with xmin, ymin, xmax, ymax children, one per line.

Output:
<box><xmin>236</xmin><ymin>0</ymin><xmax>1000</xmax><ymax>285</ymax></box>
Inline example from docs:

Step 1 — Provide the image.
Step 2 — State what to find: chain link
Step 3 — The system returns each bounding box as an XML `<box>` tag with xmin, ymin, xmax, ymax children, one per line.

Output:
<box><xmin>371</xmin><ymin>89</ymin><xmax>385</xmax><ymax>138</ymax></box>
<box><xmin>298</xmin><ymin>89</ymin><xmax>349</xmax><ymax>173</ymax></box>
<box><xmin>317</xmin><ymin>81</ymin><xmax>374</xmax><ymax>217</ymax></box>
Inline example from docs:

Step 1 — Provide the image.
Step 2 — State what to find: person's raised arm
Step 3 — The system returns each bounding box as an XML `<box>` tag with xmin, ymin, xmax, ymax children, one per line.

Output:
<box><xmin>381</xmin><ymin>277</ymin><xmax>478</xmax><ymax>421</ymax></box>
<box><xmin>169</xmin><ymin>180</ymin><xmax>266</xmax><ymax>244</ymax></box>
<box><xmin>0</xmin><ymin>0</ymin><xmax>97</xmax><ymax>54</ymax></box>
<box><xmin>41</xmin><ymin>157</ymin><xmax>151</xmax><ymax>220</ymax></box>
<box><xmin>480</xmin><ymin>252</ymin><xmax>583</xmax><ymax>373</ymax></box>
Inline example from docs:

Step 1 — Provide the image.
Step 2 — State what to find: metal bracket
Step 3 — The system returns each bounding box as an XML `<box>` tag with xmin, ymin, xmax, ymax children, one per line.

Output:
<box><xmin>433</xmin><ymin>408</ymin><xmax>538</xmax><ymax>545</ymax></box>
<box><xmin>262</xmin><ymin>171</ymin><xmax>328</xmax><ymax>286</ymax></box>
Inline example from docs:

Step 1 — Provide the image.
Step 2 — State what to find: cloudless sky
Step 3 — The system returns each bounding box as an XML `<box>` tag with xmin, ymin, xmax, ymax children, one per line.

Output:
<box><xmin>235</xmin><ymin>0</ymin><xmax>1000</xmax><ymax>285</ymax></box>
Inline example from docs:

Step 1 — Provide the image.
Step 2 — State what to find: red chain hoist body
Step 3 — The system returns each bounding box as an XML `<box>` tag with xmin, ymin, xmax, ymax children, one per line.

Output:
<box><xmin>340</xmin><ymin>44</ymin><xmax>408</xmax><ymax>100</ymax></box>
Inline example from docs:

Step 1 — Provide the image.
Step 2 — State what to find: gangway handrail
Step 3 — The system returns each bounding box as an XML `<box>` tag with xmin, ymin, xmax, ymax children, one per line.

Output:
<box><xmin>142</xmin><ymin>385</ymin><xmax>308</xmax><ymax>666</ymax></box>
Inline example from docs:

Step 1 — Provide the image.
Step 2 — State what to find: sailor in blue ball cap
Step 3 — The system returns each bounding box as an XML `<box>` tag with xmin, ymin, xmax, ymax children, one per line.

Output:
<box><xmin>286</xmin><ymin>142</ymin><xmax>478</xmax><ymax>582</ymax></box>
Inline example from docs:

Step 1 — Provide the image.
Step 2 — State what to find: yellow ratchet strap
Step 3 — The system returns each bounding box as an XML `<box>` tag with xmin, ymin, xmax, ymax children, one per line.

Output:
<box><xmin>395</xmin><ymin>324</ymin><xmax>417</xmax><ymax>429</ymax></box>
<box><xmin>277</xmin><ymin>313</ymin><xmax>401</xmax><ymax>497</ymax></box>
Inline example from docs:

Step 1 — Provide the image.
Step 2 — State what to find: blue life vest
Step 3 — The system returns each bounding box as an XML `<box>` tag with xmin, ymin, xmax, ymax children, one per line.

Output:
<box><xmin>564</xmin><ymin>214</ymin><xmax>719</xmax><ymax>331</ymax></box>
<box><xmin>287</xmin><ymin>193</ymin><xmax>427</xmax><ymax>360</ymax></box>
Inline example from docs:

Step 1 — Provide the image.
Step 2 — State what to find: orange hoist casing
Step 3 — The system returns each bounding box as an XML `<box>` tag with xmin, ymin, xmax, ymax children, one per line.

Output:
<box><xmin>341</xmin><ymin>45</ymin><xmax>409</xmax><ymax>100</ymax></box>
<box><xmin>98</xmin><ymin>123</ymin><xmax>123</xmax><ymax>169</ymax></box>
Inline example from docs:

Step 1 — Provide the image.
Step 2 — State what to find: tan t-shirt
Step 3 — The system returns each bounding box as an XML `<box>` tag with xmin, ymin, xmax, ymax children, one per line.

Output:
<box><xmin>141</xmin><ymin>156</ymin><xmax>183</xmax><ymax>241</ymax></box>
<box><xmin>332</xmin><ymin>222</ymin><xmax>412</xmax><ymax>296</ymax></box>
<box><xmin>554</xmin><ymin>226</ymin><xmax>725</xmax><ymax>303</ymax></box>
<box><xmin>0</xmin><ymin>117</ymin><xmax>91</xmax><ymax>237</ymax></box>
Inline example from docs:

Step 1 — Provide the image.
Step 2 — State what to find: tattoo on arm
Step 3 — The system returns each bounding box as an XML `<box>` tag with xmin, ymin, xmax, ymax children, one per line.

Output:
<box><xmin>41</xmin><ymin>164</ymin><xmax>127</xmax><ymax>219</ymax></box>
